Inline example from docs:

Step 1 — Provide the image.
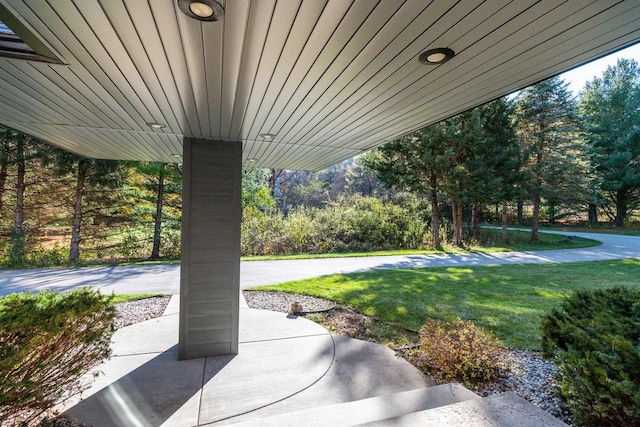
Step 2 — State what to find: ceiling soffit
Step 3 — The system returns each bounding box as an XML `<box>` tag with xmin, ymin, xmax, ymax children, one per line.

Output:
<box><xmin>0</xmin><ymin>0</ymin><xmax>638</xmax><ymax>170</ymax></box>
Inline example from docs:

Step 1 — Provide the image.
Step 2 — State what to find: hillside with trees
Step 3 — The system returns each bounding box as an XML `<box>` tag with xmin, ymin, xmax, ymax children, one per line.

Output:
<box><xmin>1</xmin><ymin>60</ymin><xmax>639</xmax><ymax>267</ymax></box>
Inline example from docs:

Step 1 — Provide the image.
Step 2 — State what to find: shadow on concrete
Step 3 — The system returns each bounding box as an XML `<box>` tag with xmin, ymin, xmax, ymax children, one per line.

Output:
<box><xmin>64</xmin><ymin>346</ymin><xmax>235</xmax><ymax>426</ymax></box>
<box><xmin>64</xmin><ymin>346</ymin><xmax>232</xmax><ymax>426</ymax></box>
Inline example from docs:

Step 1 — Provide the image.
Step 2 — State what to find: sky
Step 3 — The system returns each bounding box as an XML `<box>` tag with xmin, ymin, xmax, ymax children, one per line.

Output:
<box><xmin>560</xmin><ymin>42</ymin><xmax>640</xmax><ymax>95</ymax></box>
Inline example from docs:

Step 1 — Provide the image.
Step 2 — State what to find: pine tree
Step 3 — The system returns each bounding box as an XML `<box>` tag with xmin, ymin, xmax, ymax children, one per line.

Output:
<box><xmin>362</xmin><ymin>125</ymin><xmax>453</xmax><ymax>248</ymax></box>
<box><xmin>580</xmin><ymin>58</ymin><xmax>640</xmax><ymax>226</ymax></box>
<box><xmin>515</xmin><ymin>77</ymin><xmax>582</xmax><ymax>240</ymax></box>
<box><xmin>53</xmin><ymin>152</ymin><xmax>124</xmax><ymax>263</ymax></box>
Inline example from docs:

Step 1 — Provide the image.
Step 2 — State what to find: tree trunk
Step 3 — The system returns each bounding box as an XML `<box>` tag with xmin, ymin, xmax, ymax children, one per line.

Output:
<box><xmin>430</xmin><ymin>172</ymin><xmax>440</xmax><ymax>249</ymax></box>
<box><xmin>457</xmin><ymin>199</ymin><xmax>463</xmax><ymax>245</ymax></box>
<box><xmin>69</xmin><ymin>161</ymin><xmax>86</xmax><ymax>263</ymax></box>
<box><xmin>451</xmin><ymin>197</ymin><xmax>463</xmax><ymax>247</ymax></box>
<box><xmin>471</xmin><ymin>203</ymin><xmax>479</xmax><ymax>240</ymax></box>
<box><xmin>531</xmin><ymin>193</ymin><xmax>540</xmax><ymax>241</ymax></box>
<box><xmin>0</xmin><ymin>158</ymin><xmax>7</xmax><ymax>213</ymax></box>
<box><xmin>588</xmin><ymin>203</ymin><xmax>598</xmax><ymax>225</ymax></box>
<box><xmin>268</xmin><ymin>169</ymin><xmax>283</xmax><ymax>197</ymax></box>
<box><xmin>548</xmin><ymin>203</ymin><xmax>556</xmax><ymax>224</ymax></box>
<box><xmin>501</xmin><ymin>201</ymin><xmax>508</xmax><ymax>243</ymax></box>
<box><xmin>614</xmin><ymin>190</ymin><xmax>627</xmax><ymax>228</ymax></box>
<box><xmin>151</xmin><ymin>167</ymin><xmax>165</xmax><ymax>260</ymax></box>
<box><xmin>517</xmin><ymin>200</ymin><xmax>524</xmax><ymax>224</ymax></box>
<box><xmin>14</xmin><ymin>138</ymin><xmax>25</xmax><ymax>234</ymax></box>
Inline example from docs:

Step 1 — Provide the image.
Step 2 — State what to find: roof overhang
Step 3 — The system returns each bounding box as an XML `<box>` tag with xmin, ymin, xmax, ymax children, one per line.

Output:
<box><xmin>0</xmin><ymin>0</ymin><xmax>639</xmax><ymax>170</ymax></box>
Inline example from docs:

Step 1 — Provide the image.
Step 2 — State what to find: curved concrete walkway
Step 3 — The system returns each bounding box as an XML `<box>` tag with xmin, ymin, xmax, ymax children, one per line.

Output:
<box><xmin>1</xmin><ymin>230</ymin><xmax>639</xmax><ymax>296</ymax></box>
<box><xmin>59</xmin><ymin>296</ymin><xmax>436</xmax><ymax>426</ymax></box>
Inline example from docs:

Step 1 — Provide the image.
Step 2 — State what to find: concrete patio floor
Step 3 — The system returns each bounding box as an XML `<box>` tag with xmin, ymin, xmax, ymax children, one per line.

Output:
<box><xmin>59</xmin><ymin>295</ymin><xmax>435</xmax><ymax>426</ymax></box>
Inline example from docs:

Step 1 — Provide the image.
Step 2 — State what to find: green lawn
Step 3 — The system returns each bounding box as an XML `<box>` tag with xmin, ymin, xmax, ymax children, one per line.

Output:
<box><xmin>111</xmin><ymin>294</ymin><xmax>162</xmax><ymax>303</ymax></box>
<box><xmin>256</xmin><ymin>258</ymin><xmax>640</xmax><ymax>349</ymax></box>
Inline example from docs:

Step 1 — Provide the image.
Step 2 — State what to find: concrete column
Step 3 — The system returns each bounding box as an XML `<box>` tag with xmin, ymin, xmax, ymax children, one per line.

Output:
<box><xmin>179</xmin><ymin>138</ymin><xmax>242</xmax><ymax>360</ymax></box>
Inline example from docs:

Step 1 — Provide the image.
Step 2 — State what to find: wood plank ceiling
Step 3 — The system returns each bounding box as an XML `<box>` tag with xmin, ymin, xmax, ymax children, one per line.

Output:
<box><xmin>0</xmin><ymin>0</ymin><xmax>639</xmax><ymax>170</ymax></box>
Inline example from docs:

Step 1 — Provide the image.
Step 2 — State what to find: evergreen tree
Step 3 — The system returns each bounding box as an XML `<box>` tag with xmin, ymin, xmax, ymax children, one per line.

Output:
<box><xmin>0</xmin><ymin>129</ymin><xmax>54</xmax><ymax>265</ymax></box>
<box><xmin>580</xmin><ymin>58</ymin><xmax>640</xmax><ymax>226</ymax></box>
<box><xmin>475</xmin><ymin>98</ymin><xmax>526</xmax><ymax>241</ymax></box>
<box><xmin>53</xmin><ymin>152</ymin><xmax>124</xmax><ymax>263</ymax></box>
<box><xmin>129</xmin><ymin>162</ymin><xmax>182</xmax><ymax>260</ymax></box>
<box><xmin>515</xmin><ymin>77</ymin><xmax>582</xmax><ymax>240</ymax></box>
<box><xmin>362</xmin><ymin>125</ymin><xmax>453</xmax><ymax>248</ymax></box>
<box><xmin>0</xmin><ymin>129</ymin><xmax>10</xmax><ymax>214</ymax></box>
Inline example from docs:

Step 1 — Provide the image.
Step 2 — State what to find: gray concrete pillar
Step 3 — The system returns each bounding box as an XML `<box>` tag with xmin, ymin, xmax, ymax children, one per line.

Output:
<box><xmin>179</xmin><ymin>138</ymin><xmax>242</xmax><ymax>360</ymax></box>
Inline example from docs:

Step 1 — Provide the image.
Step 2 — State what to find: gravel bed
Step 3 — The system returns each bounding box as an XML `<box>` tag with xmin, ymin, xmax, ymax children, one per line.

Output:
<box><xmin>243</xmin><ymin>290</ymin><xmax>335</xmax><ymax>313</ymax></box>
<box><xmin>474</xmin><ymin>349</ymin><xmax>573</xmax><ymax>425</ymax></box>
<box><xmin>114</xmin><ymin>296</ymin><xmax>171</xmax><ymax>329</ymax></box>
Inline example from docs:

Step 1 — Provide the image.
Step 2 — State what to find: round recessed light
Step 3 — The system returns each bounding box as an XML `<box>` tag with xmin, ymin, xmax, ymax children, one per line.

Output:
<box><xmin>419</xmin><ymin>48</ymin><xmax>455</xmax><ymax>65</ymax></box>
<box><xmin>247</xmin><ymin>158</ymin><xmax>257</xmax><ymax>163</ymax></box>
<box><xmin>190</xmin><ymin>2</ymin><xmax>213</xmax><ymax>17</ymax></box>
<box><xmin>147</xmin><ymin>122</ymin><xmax>166</xmax><ymax>129</ymax></box>
<box><xmin>177</xmin><ymin>0</ymin><xmax>224</xmax><ymax>21</ymax></box>
<box><xmin>259</xmin><ymin>133</ymin><xmax>275</xmax><ymax>141</ymax></box>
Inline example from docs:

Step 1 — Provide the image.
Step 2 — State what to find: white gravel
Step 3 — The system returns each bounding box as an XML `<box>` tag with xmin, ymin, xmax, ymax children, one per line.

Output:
<box><xmin>475</xmin><ymin>349</ymin><xmax>573</xmax><ymax>425</ymax></box>
<box><xmin>114</xmin><ymin>296</ymin><xmax>171</xmax><ymax>329</ymax></box>
<box><xmin>243</xmin><ymin>290</ymin><xmax>335</xmax><ymax>313</ymax></box>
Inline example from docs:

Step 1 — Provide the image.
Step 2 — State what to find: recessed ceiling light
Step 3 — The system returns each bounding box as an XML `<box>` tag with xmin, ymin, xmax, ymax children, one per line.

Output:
<box><xmin>247</xmin><ymin>158</ymin><xmax>257</xmax><ymax>163</ymax></box>
<box><xmin>172</xmin><ymin>153</ymin><xmax>182</xmax><ymax>158</ymax></box>
<box><xmin>419</xmin><ymin>48</ymin><xmax>455</xmax><ymax>65</ymax></box>
<box><xmin>147</xmin><ymin>122</ymin><xmax>166</xmax><ymax>129</ymax></box>
<box><xmin>259</xmin><ymin>134</ymin><xmax>275</xmax><ymax>141</ymax></box>
<box><xmin>177</xmin><ymin>0</ymin><xmax>224</xmax><ymax>21</ymax></box>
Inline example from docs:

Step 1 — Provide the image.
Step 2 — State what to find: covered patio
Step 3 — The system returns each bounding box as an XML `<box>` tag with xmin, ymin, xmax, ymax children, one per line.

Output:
<box><xmin>0</xmin><ymin>1</ymin><xmax>639</xmax><ymax>423</ymax></box>
<box><xmin>1</xmin><ymin>0</ymin><xmax>638</xmax><ymax>360</ymax></box>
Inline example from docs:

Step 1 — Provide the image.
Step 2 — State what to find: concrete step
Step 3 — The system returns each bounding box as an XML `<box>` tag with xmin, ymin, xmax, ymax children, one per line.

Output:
<box><xmin>227</xmin><ymin>383</ymin><xmax>480</xmax><ymax>427</ymax></box>
<box><xmin>361</xmin><ymin>391</ymin><xmax>568</xmax><ymax>427</ymax></box>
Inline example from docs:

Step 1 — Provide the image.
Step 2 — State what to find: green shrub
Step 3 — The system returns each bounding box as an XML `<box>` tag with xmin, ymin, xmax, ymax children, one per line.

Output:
<box><xmin>0</xmin><ymin>288</ymin><xmax>116</xmax><ymax>425</ymax></box>
<box><xmin>28</xmin><ymin>244</ymin><xmax>69</xmax><ymax>267</ymax></box>
<box><xmin>541</xmin><ymin>286</ymin><xmax>640</xmax><ymax>426</ymax></box>
<box><xmin>417</xmin><ymin>318</ymin><xmax>506</xmax><ymax>383</ymax></box>
<box><xmin>8</xmin><ymin>227</ymin><xmax>28</xmax><ymax>268</ymax></box>
<box><xmin>240</xmin><ymin>194</ymin><xmax>431</xmax><ymax>256</ymax></box>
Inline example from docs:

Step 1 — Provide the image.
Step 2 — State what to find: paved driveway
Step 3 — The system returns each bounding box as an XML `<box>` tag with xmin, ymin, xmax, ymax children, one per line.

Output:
<box><xmin>1</xmin><ymin>230</ymin><xmax>639</xmax><ymax>296</ymax></box>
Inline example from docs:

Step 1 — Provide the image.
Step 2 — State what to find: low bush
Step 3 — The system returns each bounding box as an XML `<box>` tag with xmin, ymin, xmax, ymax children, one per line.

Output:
<box><xmin>241</xmin><ymin>194</ymin><xmax>432</xmax><ymax>256</ymax></box>
<box><xmin>541</xmin><ymin>286</ymin><xmax>640</xmax><ymax>426</ymax></box>
<box><xmin>0</xmin><ymin>288</ymin><xmax>116</xmax><ymax>425</ymax></box>
<box><xmin>417</xmin><ymin>318</ymin><xmax>506</xmax><ymax>383</ymax></box>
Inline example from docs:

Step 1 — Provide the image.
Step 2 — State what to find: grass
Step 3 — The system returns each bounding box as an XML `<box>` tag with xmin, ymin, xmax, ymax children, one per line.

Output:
<box><xmin>256</xmin><ymin>258</ymin><xmax>640</xmax><ymax>350</ymax></box>
<box><xmin>500</xmin><ymin>223</ymin><xmax>640</xmax><ymax>236</ymax></box>
<box><xmin>241</xmin><ymin>229</ymin><xmax>600</xmax><ymax>261</ymax></box>
<box><xmin>111</xmin><ymin>294</ymin><xmax>163</xmax><ymax>303</ymax></box>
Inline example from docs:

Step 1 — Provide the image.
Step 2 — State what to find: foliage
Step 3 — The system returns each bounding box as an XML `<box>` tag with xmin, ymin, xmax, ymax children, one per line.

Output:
<box><xmin>580</xmin><ymin>58</ymin><xmax>640</xmax><ymax>227</ymax></box>
<box><xmin>241</xmin><ymin>194</ymin><xmax>430</xmax><ymax>255</ymax></box>
<box><xmin>363</xmin><ymin>98</ymin><xmax>523</xmax><ymax>247</ymax></box>
<box><xmin>418</xmin><ymin>318</ymin><xmax>506</xmax><ymax>383</ymax></box>
<box><xmin>125</xmin><ymin>162</ymin><xmax>182</xmax><ymax>260</ymax></box>
<box><xmin>258</xmin><ymin>255</ymin><xmax>632</xmax><ymax>350</ymax></box>
<box><xmin>361</xmin><ymin>123</ymin><xmax>451</xmax><ymax>247</ymax></box>
<box><xmin>7</xmin><ymin>227</ymin><xmax>27</xmax><ymax>267</ymax></box>
<box><xmin>540</xmin><ymin>286</ymin><xmax>640</xmax><ymax>426</ymax></box>
<box><xmin>515</xmin><ymin>77</ymin><xmax>588</xmax><ymax>238</ymax></box>
<box><xmin>0</xmin><ymin>288</ymin><xmax>115</xmax><ymax>425</ymax></box>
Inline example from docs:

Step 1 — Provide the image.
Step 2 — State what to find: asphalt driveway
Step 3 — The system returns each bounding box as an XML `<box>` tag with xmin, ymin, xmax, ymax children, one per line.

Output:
<box><xmin>1</xmin><ymin>230</ymin><xmax>639</xmax><ymax>297</ymax></box>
